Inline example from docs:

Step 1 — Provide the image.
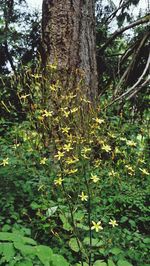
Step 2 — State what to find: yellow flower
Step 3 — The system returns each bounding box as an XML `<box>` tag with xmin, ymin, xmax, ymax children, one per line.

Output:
<box><xmin>42</xmin><ymin>110</ymin><xmax>53</xmax><ymax>118</ymax></box>
<box><xmin>0</xmin><ymin>157</ymin><xmax>9</xmax><ymax>166</ymax></box>
<box><xmin>48</xmin><ymin>64</ymin><xmax>57</xmax><ymax>70</ymax></box>
<box><xmin>115</xmin><ymin>147</ymin><xmax>121</xmax><ymax>154</ymax></box>
<box><xmin>94</xmin><ymin>159</ymin><xmax>101</xmax><ymax>168</ymax></box>
<box><xmin>108</xmin><ymin>133</ymin><xmax>116</xmax><ymax>138</ymax></box>
<box><xmin>20</xmin><ymin>94</ymin><xmax>30</xmax><ymax>100</ymax></box>
<box><xmin>93</xmin><ymin>118</ymin><xmax>104</xmax><ymax>124</ymax></box>
<box><xmin>139</xmin><ymin>168</ymin><xmax>149</xmax><ymax>175</ymax></box>
<box><xmin>67</xmin><ymin>168</ymin><xmax>78</xmax><ymax>174</ymax></box>
<box><xmin>54</xmin><ymin>151</ymin><xmax>65</xmax><ymax>160</ymax></box>
<box><xmin>102</xmin><ymin>144</ymin><xmax>111</xmax><ymax>152</ymax></box>
<box><xmin>63</xmin><ymin>111</ymin><xmax>70</xmax><ymax>118</ymax></box>
<box><xmin>13</xmin><ymin>143</ymin><xmax>20</xmax><ymax>149</ymax></box>
<box><xmin>78</xmin><ymin>192</ymin><xmax>88</xmax><ymax>201</ymax></box>
<box><xmin>81</xmin><ymin>147</ymin><xmax>91</xmax><ymax>153</ymax></box>
<box><xmin>91</xmin><ymin>221</ymin><xmax>103</xmax><ymax>232</ymax></box>
<box><xmin>66</xmin><ymin>157</ymin><xmax>79</xmax><ymax>165</ymax></box>
<box><xmin>81</xmin><ymin>153</ymin><xmax>90</xmax><ymax>159</ymax></box>
<box><xmin>50</xmin><ymin>84</ymin><xmax>56</xmax><ymax>91</ymax></box>
<box><xmin>125</xmin><ymin>165</ymin><xmax>134</xmax><ymax>172</ymax></box>
<box><xmin>81</xmin><ymin>147</ymin><xmax>91</xmax><ymax>158</ymax></box>
<box><xmin>109</xmin><ymin>219</ymin><xmax>118</xmax><ymax>227</ymax></box>
<box><xmin>63</xmin><ymin>143</ymin><xmax>73</xmax><ymax>152</ymax></box>
<box><xmin>61</xmin><ymin>127</ymin><xmax>70</xmax><ymax>134</ymax></box>
<box><xmin>40</xmin><ymin>157</ymin><xmax>47</xmax><ymax>165</ymax></box>
<box><xmin>138</xmin><ymin>158</ymin><xmax>145</xmax><ymax>164</ymax></box>
<box><xmin>70</xmin><ymin>107</ymin><xmax>78</xmax><ymax>113</ymax></box>
<box><xmin>109</xmin><ymin>170</ymin><xmax>116</xmax><ymax>177</ymax></box>
<box><xmin>54</xmin><ymin>177</ymin><xmax>64</xmax><ymax>186</ymax></box>
<box><xmin>126</xmin><ymin>140</ymin><xmax>136</xmax><ymax>147</ymax></box>
<box><xmin>90</xmin><ymin>174</ymin><xmax>99</xmax><ymax>183</ymax></box>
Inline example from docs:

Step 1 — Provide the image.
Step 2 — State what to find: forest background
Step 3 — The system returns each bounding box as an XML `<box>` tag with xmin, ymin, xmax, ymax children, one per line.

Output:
<box><xmin>0</xmin><ymin>0</ymin><xmax>149</xmax><ymax>266</ymax></box>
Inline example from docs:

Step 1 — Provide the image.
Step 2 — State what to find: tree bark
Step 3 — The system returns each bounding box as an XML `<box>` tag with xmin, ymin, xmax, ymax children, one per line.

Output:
<box><xmin>42</xmin><ymin>0</ymin><xmax>98</xmax><ymax>100</ymax></box>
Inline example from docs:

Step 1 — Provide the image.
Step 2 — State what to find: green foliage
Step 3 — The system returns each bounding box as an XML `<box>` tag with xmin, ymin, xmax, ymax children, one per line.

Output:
<box><xmin>0</xmin><ymin>229</ymin><xmax>69</xmax><ymax>266</ymax></box>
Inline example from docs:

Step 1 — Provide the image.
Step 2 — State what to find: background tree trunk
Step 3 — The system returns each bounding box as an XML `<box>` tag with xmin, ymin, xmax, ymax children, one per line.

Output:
<box><xmin>42</xmin><ymin>0</ymin><xmax>98</xmax><ymax>100</ymax></box>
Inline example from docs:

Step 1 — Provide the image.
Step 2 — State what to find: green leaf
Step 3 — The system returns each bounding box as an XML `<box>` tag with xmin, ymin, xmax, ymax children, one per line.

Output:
<box><xmin>76</xmin><ymin>223</ymin><xmax>89</xmax><ymax>231</ymax></box>
<box><xmin>0</xmin><ymin>232</ymin><xmax>36</xmax><ymax>245</ymax></box>
<box><xmin>143</xmin><ymin>238</ymin><xmax>150</xmax><ymax>244</ymax></box>
<box><xmin>69</xmin><ymin>238</ymin><xmax>80</xmax><ymax>252</ymax></box>
<box><xmin>74</xmin><ymin>211</ymin><xmax>84</xmax><ymax>221</ymax></box>
<box><xmin>120</xmin><ymin>217</ymin><xmax>128</xmax><ymax>223</ymax></box>
<box><xmin>93</xmin><ymin>260</ymin><xmax>107</xmax><ymax>266</ymax></box>
<box><xmin>46</xmin><ymin>206</ymin><xmax>58</xmax><ymax>217</ymax></box>
<box><xmin>35</xmin><ymin>245</ymin><xmax>53</xmax><ymax>266</ymax></box>
<box><xmin>75</xmin><ymin>263</ymin><xmax>88</xmax><ymax>266</ymax></box>
<box><xmin>111</xmin><ymin>247</ymin><xmax>122</xmax><ymax>255</ymax></box>
<box><xmin>1</xmin><ymin>243</ymin><xmax>15</xmax><ymax>262</ymax></box>
<box><xmin>117</xmin><ymin>260</ymin><xmax>133</xmax><ymax>266</ymax></box>
<box><xmin>83</xmin><ymin>237</ymin><xmax>103</xmax><ymax>247</ymax></box>
<box><xmin>30</xmin><ymin>202</ymin><xmax>41</xmax><ymax>210</ymax></box>
<box><xmin>14</xmin><ymin>242</ymin><xmax>35</xmax><ymax>255</ymax></box>
<box><xmin>16</xmin><ymin>261</ymin><xmax>33</xmax><ymax>266</ymax></box>
<box><xmin>51</xmin><ymin>254</ymin><xmax>69</xmax><ymax>266</ymax></box>
<box><xmin>59</xmin><ymin>214</ymin><xmax>72</xmax><ymax>231</ymax></box>
<box><xmin>108</xmin><ymin>259</ymin><xmax>116</xmax><ymax>266</ymax></box>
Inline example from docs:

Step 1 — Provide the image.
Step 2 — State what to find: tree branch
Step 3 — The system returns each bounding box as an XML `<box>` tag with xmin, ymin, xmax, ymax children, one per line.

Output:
<box><xmin>99</xmin><ymin>15</ymin><xmax>150</xmax><ymax>53</ymax></box>
<box><xmin>114</xmin><ymin>31</ymin><xmax>150</xmax><ymax>95</ymax></box>
<box><xmin>104</xmin><ymin>0</ymin><xmax>131</xmax><ymax>24</ymax></box>
<box><xmin>105</xmin><ymin>52</ymin><xmax>150</xmax><ymax>108</ymax></box>
<box><xmin>127</xmin><ymin>76</ymin><xmax>150</xmax><ymax>100</ymax></box>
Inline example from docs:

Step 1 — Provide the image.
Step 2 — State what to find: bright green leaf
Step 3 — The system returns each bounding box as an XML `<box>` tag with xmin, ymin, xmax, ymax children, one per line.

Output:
<box><xmin>69</xmin><ymin>238</ymin><xmax>80</xmax><ymax>252</ymax></box>
<box><xmin>117</xmin><ymin>260</ymin><xmax>133</xmax><ymax>266</ymax></box>
<box><xmin>93</xmin><ymin>260</ymin><xmax>107</xmax><ymax>266</ymax></box>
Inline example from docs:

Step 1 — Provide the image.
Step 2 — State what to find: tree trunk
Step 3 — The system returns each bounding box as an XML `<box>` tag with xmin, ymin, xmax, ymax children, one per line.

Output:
<box><xmin>42</xmin><ymin>0</ymin><xmax>98</xmax><ymax>100</ymax></box>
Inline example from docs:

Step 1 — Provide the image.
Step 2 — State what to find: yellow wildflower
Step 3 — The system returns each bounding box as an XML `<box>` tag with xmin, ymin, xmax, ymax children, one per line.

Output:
<box><xmin>90</xmin><ymin>174</ymin><xmax>99</xmax><ymax>183</ymax></box>
<box><xmin>125</xmin><ymin>165</ymin><xmax>134</xmax><ymax>172</ymax></box>
<box><xmin>109</xmin><ymin>170</ymin><xmax>116</xmax><ymax>177</ymax></box>
<box><xmin>54</xmin><ymin>177</ymin><xmax>64</xmax><ymax>186</ymax></box>
<box><xmin>139</xmin><ymin>168</ymin><xmax>149</xmax><ymax>175</ymax></box>
<box><xmin>13</xmin><ymin>143</ymin><xmax>20</xmax><ymax>149</ymax></box>
<box><xmin>93</xmin><ymin>118</ymin><xmax>105</xmax><ymax>124</ymax></box>
<box><xmin>102</xmin><ymin>144</ymin><xmax>111</xmax><ymax>152</ymax></box>
<box><xmin>61</xmin><ymin>127</ymin><xmax>70</xmax><ymax>134</ymax></box>
<box><xmin>81</xmin><ymin>147</ymin><xmax>91</xmax><ymax>153</ymax></box>
<box><xmin>50</xmin><ymin>84</ymin><xmax>56</xmax><ymax>91</ymax></box>
<box><xmin>42</xmin><ymin>110</ymin><xmax>53</xmax><ymax>118</ymax></box>
<box><xmin>94</xmin><ymin>159</ymin><xmax>101</xmax><ymax>168</ymax></box>
<box><xmin>66</xmin><ymin>157</ymin><xmax>79</xmax><ymax>165</ymax></box>
<box><xmin>63</xmin><ymin>143</ymin><xmax>73</xmax><ymax>152</ymax></box>
<box><xmin>109</xmin><ymin>219</ymin><xmax>118</xmax><ymax>227</ymax></box>
<box><xmin>0</xmin><ymin>157</ymin><xmax>9</xmax><ymax>166</ymax></box>
<box><xmin>91</xmin><ymin>221</ymin><xmax>103</xmax><ymax>232</ymax></box>
<box><xmin>138</xmin><ymin>158</ymin><xmax>145</xmax><ymax>164</ymax></box>
<box><xmin>63</xmin><ymin>111</ymin><xmax>70</xmax><ymax>118</ymax></box>
<box><xmin>126</xmin><ymin>140</ymin><xmax>136</xmax><ymax>147</ymax></box>
<box><xmin>54</xmin><ymin>151</ymin><xmax>65</xmax><ymax>160</ymax></box>
<box><xmin>78</xmin><ymin>192</ymin><xmax>88</xmax><ymax>201</ymax></box>
<box><xmin>81</xmin><ymin>153</ymin><xmax>90</xmax><ymax>159</ymax></box>
<box><xmin>67</xmin><ymin>168</ymin><xmax>78</xmax><ymax>174</ymax></box>
<box><xmin>40</xmin><ymin>157</ymin><xmax>47</xmax><ymax>165</ymax></box>
<box><xmin>19</xmin><ymin>94</ymin><xmax>30</xmax><ymax>100</ymax></box>
<box><xmin>70</xmin><ymin>107</ymin><xmax>78</xmax><ymax>113</ymax></box>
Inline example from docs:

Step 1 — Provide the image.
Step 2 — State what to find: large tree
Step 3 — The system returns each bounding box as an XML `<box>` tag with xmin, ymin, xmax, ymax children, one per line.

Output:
<box><xmin>42</xmin><ymin>0</ymin><xmax>98</xmax><ymax>100</ymax></box>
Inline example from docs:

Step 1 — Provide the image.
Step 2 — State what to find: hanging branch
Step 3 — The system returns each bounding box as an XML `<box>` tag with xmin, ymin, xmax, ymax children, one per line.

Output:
<box><xmin>127</xmin><ymin>76</ymin><xmax>150</xmax><ymax>100</ymax></box>
<box><xmin>114</xmin><ymin>31</ymin><xmax>150</xmax><ymax>95</ymax></box>
<box><xmin>107</xmin><ymin>52</ymin><xmax>150</xmax><ymax>106</ymax></box>
<box><xmin>99</xmin><ymin>15</ymin><xmax>150</xmax><ymax>53</ymax></box>
<box><xmin>104</xmin><ymin>0</ymin><xmax>131</xmax><ymax>24</ymax></box>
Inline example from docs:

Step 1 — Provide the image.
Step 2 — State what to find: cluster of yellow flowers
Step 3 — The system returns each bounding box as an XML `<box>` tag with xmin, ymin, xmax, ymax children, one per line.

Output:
<box><xmin>91</xmin><ymin>219</ymin><xmax>118</xmax><ymax>232</ymax></box>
